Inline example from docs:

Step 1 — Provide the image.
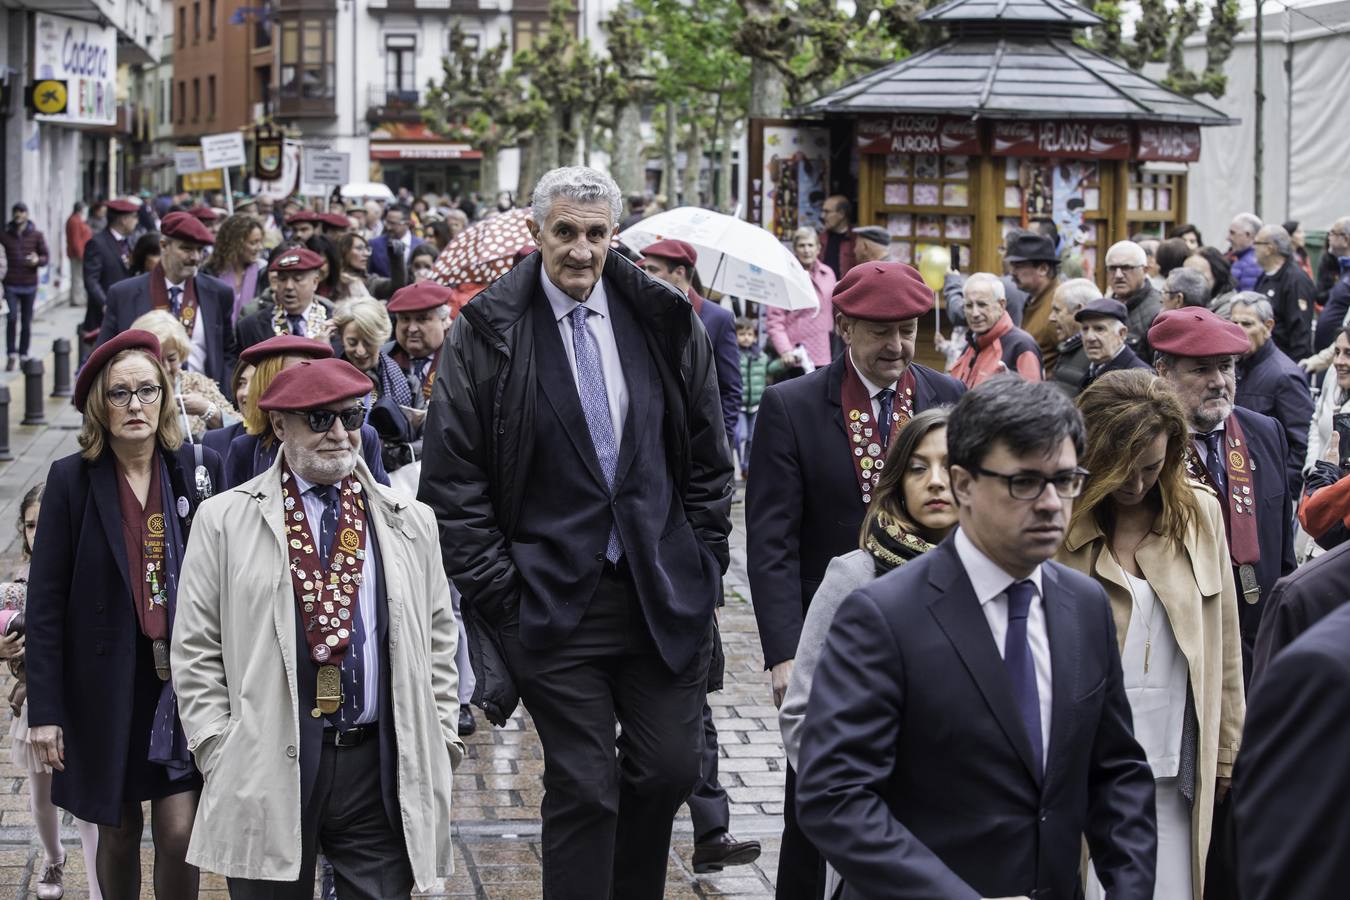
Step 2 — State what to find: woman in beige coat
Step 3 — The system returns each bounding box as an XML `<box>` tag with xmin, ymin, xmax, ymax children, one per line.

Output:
<box><xmin>1059</xmin><ymin>369</ymin><xmax>1244</xmax><ymax>900</ymax></box>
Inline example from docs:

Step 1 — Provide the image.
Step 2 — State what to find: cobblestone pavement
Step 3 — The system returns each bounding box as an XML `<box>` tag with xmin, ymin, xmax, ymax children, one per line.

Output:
<box><xmin>0</xmin><ymin>302</ymin><xmax>786</xmax><ymax>899</ymax></box>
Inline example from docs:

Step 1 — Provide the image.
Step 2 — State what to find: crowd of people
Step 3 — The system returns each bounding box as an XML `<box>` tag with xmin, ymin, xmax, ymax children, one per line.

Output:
<box><xmin>0</xmin><ymin>164</ymin><xmax>1349</xmax><ymax>900</ymax></box>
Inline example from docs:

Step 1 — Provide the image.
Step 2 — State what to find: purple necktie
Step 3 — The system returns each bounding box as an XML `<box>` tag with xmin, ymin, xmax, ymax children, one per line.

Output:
<box><xmin>571</xmin><ymin>305</ymin><xmax>622</xmax><ymax>562</ymax></box>
<box><xmin>1004</xmin><ymin>579</ymin><xmax>1042</xmax><ymax>774</ymax></box>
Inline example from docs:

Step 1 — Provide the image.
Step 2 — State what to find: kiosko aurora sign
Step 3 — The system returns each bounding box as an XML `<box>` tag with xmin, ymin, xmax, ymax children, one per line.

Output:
<box><xmin>31</xmin><ymin>12</ymin><xmax>117</xmax><ymax>126</ymax></box>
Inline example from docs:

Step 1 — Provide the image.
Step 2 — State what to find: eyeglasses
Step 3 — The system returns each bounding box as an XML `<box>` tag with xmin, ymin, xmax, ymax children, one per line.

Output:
<box><xmin>106</xmin><ymin>385</ymin><xmax>163</xmax><ymax>407</ymax></box>
<box><xmin>971</xmin><ymin>466</ymin><xmax>1089</xmax><ymax>500</ymax></box>
<box><xmin>291</xmin><ymin>406</ymin><xmax>366</xmax><ymax>434</ymax></box>
<box><xmin>1252</xmin><ymin>240</ymin><xmax>1273</xmax><ymax>247</ymax></box>
<box><xmin>1106</xmin><ymin>264</ymin><xmax>1143</xmax><ymax>274</ymax></box>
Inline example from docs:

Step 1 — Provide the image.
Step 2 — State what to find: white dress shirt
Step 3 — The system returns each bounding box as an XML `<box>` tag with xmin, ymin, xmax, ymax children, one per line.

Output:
<box><xmin>954</xmin><ymin>526</ymin><xmax>1053</xmax><ymax>767</ymax></box>
<box><xmin>292</xmin><ymin>470</ymin><xmax>380</xmax><ymax>725</ymax></box>
<box><xmin>166</xmin><ymin>275</ymin><xmax>208</xmax><ymax>373</ymax></box>
<box><xmin>541</xmin><ymin>267</ymin><xmax>629</xmax><ymax>443</ymax></box>
<box><xmin>850</xmin><ymin>351</ymin><xmax>899</xmax><ymax>424</ymax></box>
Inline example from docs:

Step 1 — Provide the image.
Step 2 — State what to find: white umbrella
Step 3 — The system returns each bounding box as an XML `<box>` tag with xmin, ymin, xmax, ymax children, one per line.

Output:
<box><xmin>619</xmin><ymin>208</ymin><xmax>819</xmax><ymax>311</ymax></box>
<box><xmin>340</xmin><ymin>181</ymin><xmax>395</xmax><ymax>202</ymax></box>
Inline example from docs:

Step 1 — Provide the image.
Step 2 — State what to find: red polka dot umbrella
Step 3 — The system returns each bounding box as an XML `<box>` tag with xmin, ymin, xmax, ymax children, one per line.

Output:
<box><xmin>431</xmin><ymin>208</ymin><xmax>536</xmax><ymax>287</ymax></box>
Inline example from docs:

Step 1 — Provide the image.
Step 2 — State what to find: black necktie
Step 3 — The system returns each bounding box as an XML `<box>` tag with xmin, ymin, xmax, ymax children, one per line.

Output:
<box><xmin>1004</xmin><ymin>579</ymin><xmax>1042</xmax><ymax>774</ymax></box>
<box><xmin>1203</xmin><ymin>431</ymin><xmax>1229</xmax><ymax>497</ymax></box>
<box><xmin>168</xmin><ymin>286</ymin><xmax>183</xmax><ymax>316</ymax></box>
<box><xmin>876</xmin><ymin>388</ymin><xmax>895</xmax><ymax>452</ymax></box>
<box><xmin>287</xmin><ymin>314</ymin><xmax>305</xmax><ymax>337</ymax></box>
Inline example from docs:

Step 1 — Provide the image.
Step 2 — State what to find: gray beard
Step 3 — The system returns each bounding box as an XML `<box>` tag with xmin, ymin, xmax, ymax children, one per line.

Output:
<box><xmin>1190</xmin><ymin>400</ymin><xmax>1232</xmax><ymax>433</ymax></box>
<box><xmin>281</xmin><ymin>440</ymin><xmax>359</xmax><ymax>484</ymax></box>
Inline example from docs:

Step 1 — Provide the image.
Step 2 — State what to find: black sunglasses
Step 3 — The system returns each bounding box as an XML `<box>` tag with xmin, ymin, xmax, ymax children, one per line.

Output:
<box><xmin>290</xmin><ymin>406</ymin><xmax>365</xmax><ymax>434</ymax></box>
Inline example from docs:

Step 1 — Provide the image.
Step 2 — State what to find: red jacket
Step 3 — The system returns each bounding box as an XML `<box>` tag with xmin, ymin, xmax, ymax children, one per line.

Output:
<box><xmin>950</xmin><ymin>312</ymin><xmax>1044</xmax><ymax>388</ymax></box>
<box><xmin>66</xmin><ymin>213</ymin><xmax>92</xmax><ymax>260</ymax></box>
<box><xmin>818</xmin><ymin>229</ymin><xmax>856</xmax><ymax>279</ymax></box>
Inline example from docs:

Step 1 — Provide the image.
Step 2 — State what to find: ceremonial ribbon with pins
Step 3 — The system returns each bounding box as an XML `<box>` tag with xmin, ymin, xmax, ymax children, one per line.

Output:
<box><xmin>839</xmin><ymin>353</ymin><xmax>916</xmax><ymax>504</ymax></box>
<box><xmin>272</xmin><ymin>303</ymin><xmax>330</xmax><ymax>339</ymax></box>
<box><xmin>148</xmin><ymin>264</ymin><xmax>201</xmax><ymax>338</ymax></box>
<box><xmin>280</xmin><ymin>465</ymin><xmax>369</xmax><ymax>717</ymax></box>
<box><xmin>1185</xmin><ymin>415</ymin><xmax>1262</xmax><ymax>603</ymax></box>
<box><xmin>419</xmin><ymin>350</ymin><xmax>439</xmax><ymax>403</ymax></box>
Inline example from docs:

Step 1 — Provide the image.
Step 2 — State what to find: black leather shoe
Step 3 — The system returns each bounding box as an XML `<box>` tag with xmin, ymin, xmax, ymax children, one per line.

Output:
<box><xmin>458</xmin><ymin>703</ymin><xmax>477</xmax><ymax>736</ymax></box>
<box><xmin>692</xmin><ymin>831</ymin><xmax>761</xmax><ymax>873</ymax></box>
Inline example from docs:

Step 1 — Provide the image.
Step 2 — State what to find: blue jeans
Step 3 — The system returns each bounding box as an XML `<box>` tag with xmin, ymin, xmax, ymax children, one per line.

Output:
<box><xmin>4</xmin><ymin>285</ymin><xmax>36</xmax><ymax>356</ymax></box>
<box><xmin>736</xmin><ymin>410</ymin><xmax>757</xmax><ymax>473</ymax></box>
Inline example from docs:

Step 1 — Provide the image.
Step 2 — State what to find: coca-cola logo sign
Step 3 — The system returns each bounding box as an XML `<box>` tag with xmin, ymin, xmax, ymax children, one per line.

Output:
<box><xmin>992</xmin><ymin>120</ymin><xmax>1131</xmax><ymax>160</ymax></box>
<box><xmin>1136</xmin><ymin>124</ymin><xmax>1202</xmax><ymax>162</ymax></box>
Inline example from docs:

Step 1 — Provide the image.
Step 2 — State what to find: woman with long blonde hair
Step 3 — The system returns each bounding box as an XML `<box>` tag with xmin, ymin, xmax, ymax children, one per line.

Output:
<box><xmin>1060</xmin><ymin>369</ymin><xmax>1244</xmax><ymax>900</ymax></box>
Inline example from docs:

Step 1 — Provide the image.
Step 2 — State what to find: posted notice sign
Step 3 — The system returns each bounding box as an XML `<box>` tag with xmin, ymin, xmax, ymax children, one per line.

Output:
<box><xmin>201</xmin><ymin>131</ymin><xmax>247</xmax><ymax>169</ymax></box>
<box><xmin>303</xmin><ymin>148</ymin><xmax>351</xmax><ymax>186</ymax></box>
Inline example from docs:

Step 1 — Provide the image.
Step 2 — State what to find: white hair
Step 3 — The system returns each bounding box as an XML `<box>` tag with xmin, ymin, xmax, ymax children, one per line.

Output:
<box><xmin>531</xmin><ymin>166</ymin><xmax>623</xmax><ymax>227</ymax></box>
<box><xmin>1230</xmin><ymin>291</ymin><xmax>1275</xmax><ymax>323</ymax></box>
<box><xmin>1231</xmin><ymin>212</ymin><xmax>1263</xmax><ymax>237</ymax></box>
<box><xmin>1053</xmin><ymin>277</ymin><xmax>1102</xmax><ymax>312</ymax></box>
<box><xmin>1105</xmin><ymin>240</ymin><xmax>1147</xmax><ymax>267</ymax></box>
<box><xmin>1259</xmin><ymin>226</ymin><xmax>1293</xmax><ymax>258</ymax></box>
<box><xmin>964</xmin><ymin>272</ymin><xmax>1006</xmax><ymax>302</ymax></box>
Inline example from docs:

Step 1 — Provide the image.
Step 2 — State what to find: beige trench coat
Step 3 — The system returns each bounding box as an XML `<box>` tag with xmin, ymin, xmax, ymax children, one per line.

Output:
<box><xmin>172</xmin><ymin>455</ymin><xmax>465</xmax><ymax>889</ymax></box>
<box><xmin>1058</xmin><ymin>487</ymin><xmax>1245</xmax><ymax>899</ymax></box>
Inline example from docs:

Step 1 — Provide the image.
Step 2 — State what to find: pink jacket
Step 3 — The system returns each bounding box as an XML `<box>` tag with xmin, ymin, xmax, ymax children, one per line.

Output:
<box><xmin>765</xmin><ymin>259</ymin><xmax>836</xmax><ymax>368</ymax></box>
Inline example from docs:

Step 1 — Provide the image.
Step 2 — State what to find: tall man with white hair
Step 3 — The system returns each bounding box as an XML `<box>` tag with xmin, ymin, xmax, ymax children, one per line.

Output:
<box><xmin>1105</xmin><ymin>239</ymin><xmax>1162</xmax><ymax>360</ymax></box>
<box><xmin>1229</xmin><ymin>292</ymin><xmax>1314</xmax><ymax>495</ymax></box>
<box><xmin>950</xmin><ymin>271</ymin><xmax>1042</xmax><ymax>387</ymax></box>
<box><xmin>1253</xmin><ymin>224</ymin><xmax>1315</xmax><ymax>360</ymax></box>
<box><xmin>1047</xmin><ymin>278</ymin><xmax>1098</xmax><ymax>396</ymax></box>
<box><xmin>1228</xmin><ymin>212</ymin><xmax>1264</xmax><ymax>292</ymax></box>
<box><xmin>418</xmin><ymin>166</ymin><xmax>734</xmax><ymax>899</ymax></box>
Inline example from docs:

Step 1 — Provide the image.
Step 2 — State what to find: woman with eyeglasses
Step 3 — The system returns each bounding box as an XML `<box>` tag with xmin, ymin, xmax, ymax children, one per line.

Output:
<box><xmin>220</xmin><ymin>335</ymin><xmax>391</xmax><ymax>489</ymax></box>
<box><xmin>1059</xmin><ymin>369</ymin><xmax>1244</xmax><ymax>900</ymax></box>
<box><xmin>24</xmin><ymin>330</ymin><xmax>225</xmax><ymax>899</ymax></box>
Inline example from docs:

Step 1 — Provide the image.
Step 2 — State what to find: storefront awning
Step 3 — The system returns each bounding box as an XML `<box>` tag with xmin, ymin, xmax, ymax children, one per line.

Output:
<box><xmin>370</xmin><ymin>143</ymin><xmax>482</xmax><ymax>161</ymax></box>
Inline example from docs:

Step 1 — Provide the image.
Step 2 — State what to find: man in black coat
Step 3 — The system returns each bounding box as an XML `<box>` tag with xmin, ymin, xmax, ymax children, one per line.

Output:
<box><xmin>1253</xmin><ymin>224</ymin><xmax>1315</xmax><ymax>361</ymax></box>
<box><xmin>1250</xmin><ymin>541</ymin><xmax>1350</xmax><ymax>684</ymax></box>
<box><xmin>418</xmin><ymin>166</ymin><xmax>733</xmax><ymax>900</ymax></box>
<box><xmin>795</xmin><ymin>377</ymin><xmax>1156</xmax><ymax>900</ymax></box>
<box><xmin>1234</xmin><ymin>601</ymin><xmax>1350</xmax><ymax>900</ymax></box>
<box><xmin>97</xmin><ymin>212</ymin><xmax>238</xmax><ymax>396</ymax></box>
<box><xmin>1106</xmin><ymin>240</ymin><xmax>1163</xmax><ymax>361</ymax></box>
<box><xmin>747</xmin><ymin>261</ymin><xmax>963</xmax><ymax>900</ymax></box>
<box><xmin>82</xmin><ymin>197</ymin><xmax>141</xmax><ymax>336</ymax></box>
<box><xmin>1313</xmin><ymin>217</ymin><xmax>1350</xmax><ymax>352</ymax></box>
<box><xmin>1229</xmin><ymin>293</ymin><xmax>1314</xmax><ymax>495</ymax></box>
<box><xmin>1077</xmin><ymin>297</ymin><xmax>1151</xmax><ymax>391</ymax></box>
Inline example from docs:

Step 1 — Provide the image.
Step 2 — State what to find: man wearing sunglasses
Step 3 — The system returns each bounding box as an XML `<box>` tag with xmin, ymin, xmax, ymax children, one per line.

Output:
<box><xmin>173</xmin><ymin>356</ymin><xmax>464</xmax><ymax>897</ymax></box>
<box><xmin>795</xmin><ymin>376</ymin><xmax>1156</xmax><ymax>899</ymax></box>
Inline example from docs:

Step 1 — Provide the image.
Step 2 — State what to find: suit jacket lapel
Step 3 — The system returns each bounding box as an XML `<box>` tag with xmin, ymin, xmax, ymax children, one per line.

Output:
<box><xmin>825</xmin><ymin>355</ymin><xmax>847</xmax><ymax>440</ymax></box>
<box><xmin>90</xmin><ymin>456</ymin><xmax>134</xmax><ymax>602</ymax></box>
<box><xmin>192</xmin><ymin>275</ymin><xmax>221</xmax><ymax>380</ymax></box>
<box><xmin>609</xmin><ymin>289</ymin><xmax>652</xmax><ymax>488</ymax></box>
<box><xmin>530</xmin><ymin>293</ymin><xmax>609</xmax><ymax>490</ymax></box>
<box><xmin>927</xmin><ymin>539</ymin><xmax>1044</xmax><ymax>786</ymax></box>
<box><xmin>1041</xmin><ymin>565</ymin><xmax>1078</xmax><ymax>783</ymax></box>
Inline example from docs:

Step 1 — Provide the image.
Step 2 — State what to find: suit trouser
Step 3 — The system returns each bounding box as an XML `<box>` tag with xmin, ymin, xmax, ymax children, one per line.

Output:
<box><xmin>226</xmin><ymin>737</ymin><xmax>413</xmax><ymax>900</ymax></box>
<box><xmin>778</xmin><ymin>764</ymin><xmax>824</xmax><ymax>900</ymax></box>
<box><xmin>687</xmin><ymin>701</ymin><xmax>731</xmax><ymax>841</ymax></box>
<box><xmin>500</xmin><ymin>566</ymin><xmax>712</xmax><ymax>900</ymax></box>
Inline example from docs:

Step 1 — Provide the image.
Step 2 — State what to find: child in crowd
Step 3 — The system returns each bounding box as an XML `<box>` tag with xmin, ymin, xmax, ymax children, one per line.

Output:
<box><xmin>736</xmin><ymin>317</ymin><xmax>783</xmax><ymax>478</ymax></box>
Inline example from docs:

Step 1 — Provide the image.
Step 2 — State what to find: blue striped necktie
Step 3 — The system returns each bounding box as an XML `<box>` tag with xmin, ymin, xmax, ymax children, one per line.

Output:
<box><xmin>571</xmin><ymin>305</ymin><xmax>622</xmax><ymax>562</ymax></box>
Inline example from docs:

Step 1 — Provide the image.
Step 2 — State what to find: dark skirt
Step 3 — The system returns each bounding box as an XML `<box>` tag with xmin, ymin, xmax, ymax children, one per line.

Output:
<box><xmin>117</xmin><ymin>631</ymin><xmax>201</xmax><ymax>819</ymax></box>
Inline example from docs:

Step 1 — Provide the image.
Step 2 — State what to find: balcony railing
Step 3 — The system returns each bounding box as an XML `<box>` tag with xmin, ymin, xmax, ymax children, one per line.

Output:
<box><xmin>367</xmin><ymin>86</ymin><xmax>421</xmax><ymax>122</ymax></box>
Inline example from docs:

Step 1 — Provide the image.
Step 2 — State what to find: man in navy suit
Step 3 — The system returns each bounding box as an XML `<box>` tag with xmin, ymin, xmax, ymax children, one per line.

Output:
<box><xmin>1234</xmin><ymin>601</ymin><xmax>1350</xmax><ymax>900</ymax></box>
<box><xmin>82</xmin><ymin>197</ymin><xmax>141</xmax><ymax>336</ymax></box>
<box><xmin>97</xmin><ymin>212</ymin><xmax>238</xmax><ymax>396</ymax></box>
<box><xmin>747</xmin><ymin>260</ymin><xmax>963</xmax><ymax>899</ymax></box>
<box><xmin>418</xmin><ymin>166</ymin><xmax>733</xmax><ymax>900</ymax></box>
<box><xmin>1151</xmin><ymin>307</ymin><xmax>1297</xmax><ymax>669</ymax></box>
<box><xmin>367</xmin><ymin>206</ymin><xmax>423</xmax><ymax>278</ymax></box>
<box><xmin>796</xmin><ymin>376</ymin><xmax>1157</xmax><ymax>900</ymax></box>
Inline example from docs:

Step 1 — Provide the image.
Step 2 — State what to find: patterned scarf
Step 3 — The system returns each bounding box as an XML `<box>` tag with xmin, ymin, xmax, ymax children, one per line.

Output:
<box><xmin>863</xmin><ymin>509</ymin><xmax>936</xmax><ymax>576</ymax></box>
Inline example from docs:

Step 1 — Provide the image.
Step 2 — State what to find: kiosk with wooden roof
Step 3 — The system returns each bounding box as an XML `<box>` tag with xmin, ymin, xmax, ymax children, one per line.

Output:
<box><xmin>796</xmin><ymin>0</ymin><xmax>1236</xmax><ymax>281</ymax></box>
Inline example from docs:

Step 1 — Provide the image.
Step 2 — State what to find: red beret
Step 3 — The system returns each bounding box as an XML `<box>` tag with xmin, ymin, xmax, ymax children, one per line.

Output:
<box><xmin>388</xmin><ymin>283</ymin><xmax>454</xmax><ymax>314</ymax></box>
<box><xmin>75</xmin><ymin>330</ymin><xmax>162</xmax><ymax>413</ymax></box>
<box><xmin>319</xmin><ymin>212</ymin><xmax>352</xmax><ymax>230</ymax></box>
<box><xmin>160</xmin><ymin>212</ymin><xmax>215</xmax><ymax>246</ymax></box>
<box><xmin>1147</xmin><ymin>307</ymin><xmax>1249</xmax><ymax>358</ymax></box>
<box><xmin>641</xmin><ymin>239</ymin><xmax>698</xmax><ymax>271</ymax></box>
<box><xmin>258</xmin><ymin>358</ymin><xmax>373</xmax><ymax>412</ymax></box>
<box><xmin>187</xmin><ymin>205</ymin><xmax>219</xmax><ymax>223</ymax></box>
<box><xmin>286</xmin><ymin>211</ymin><xmax>320</xmax><ymax>226</ymax></box>
<box><xmin>239</xmin><ymin>335</ymin><xmax>334</xmax><ymax>366</ymax></box>
<box><xmin>268</xmin><ymin>247</ymin><xmax>325</xmax><ymax>273</ymax></box>
<box><xmin>106</xmin><ymin>198</ymin><xmax>141</xmax><ymax>215</ymax></box>
<box><xmin>832</xmin><ymin>262</ymin><xmax>934</xmax><ymax>321</ymax></box>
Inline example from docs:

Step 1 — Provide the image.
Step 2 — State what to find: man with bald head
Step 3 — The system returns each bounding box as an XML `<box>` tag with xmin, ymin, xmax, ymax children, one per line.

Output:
<box><xmin>1105</xmin><ymin>240</ymin><xmax>1162</xmax><ymax>361</ymax></box>
<box><xmin>1253</xmin><ymin>224</ymin><xmax>1315</xmax><ymax>360</ymax></box>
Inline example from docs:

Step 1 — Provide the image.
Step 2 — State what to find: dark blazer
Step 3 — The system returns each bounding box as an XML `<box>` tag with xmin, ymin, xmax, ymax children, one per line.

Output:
<box><xmin>1254</xmin><ymin>258</ymin><xmax>1316</xmax><ymax>361</ymax></box>
<box><xmin>368</xmin><ymin>234</ymin><xmax>424</xmax><ymax>278</ymax></box>
<box><xmin>1080</xmin><ymin>343</ymin><xmax>1151</xmax><ymax>390</ymax></box>
<box><xmin>200</xmin><ymin>421</ymin><xmax>246</xmax><ymax>471</ymax></box>
<box><xmin>25</xmin><ymin>443</ymin><xmax>223</xmax><ymax>825</ymax></box>
<box><xmin>234</xmin><ymin>299</ymin><xmax>334</xmax><ymax>352</ymax></box>
<box><xmin>1250</xmin><ymin>540</ymin><xmax>1350</xmax><ymax>684</ymax></box>
<box><xmin>1313</xmin><ymin>271</ymin><xmax>1350</xmax><ymax>353</ymax></box>
<box><xmin>696</xmin><ymin>294</ymin><xmax>742</xmax><ymax>447</ymax></box>
<box><xmin>97</xmin><ymin>272</ymin><xmax>239</xmax><ymax>395</ymax></box>
<box><xmin>1227</xmin><ymin>406</ymin><xmax>1298</xmax><ymax>660</ymax></box>
<box><xmin>221</xmin><ymin>427</ymin><xmax>390</xmax><ymax>490</ymax></box>
<box><xmin>82</xmin><ymin>230</ymin><xmax>132</xmax><ymax>331</ymax></box>
<box><xmin>1235</xmin><ymin>339</ymin><xmax>1314</xmax><ymax>496</ymax></box>
<box><xmin>795</xmin><ymin>537</ymin><xmax>1157</xmax><ymax>900</ymax></box>
<box><xmin>1235</xmin><ymin>601</ymin><xmax>1350</xmax><ymax>900</ymax></box>
<box><xmin>746</xmin><ymin>356</ymin><xmax>964</xmax><ymax>668</ymax></box>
